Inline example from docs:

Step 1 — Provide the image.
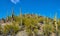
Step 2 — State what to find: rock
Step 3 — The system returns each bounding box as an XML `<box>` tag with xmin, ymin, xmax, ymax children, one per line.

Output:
<box><xmin>16</xmin><ymin>30</ymin><xmax>28</xmax><ymax>36</ymax></box>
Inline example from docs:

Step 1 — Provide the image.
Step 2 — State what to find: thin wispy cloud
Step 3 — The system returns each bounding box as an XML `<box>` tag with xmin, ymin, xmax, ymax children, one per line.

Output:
<box><xmin>11</xmin><ymin>0</ymin><xmax>20</xmax><ymax>4</ymax></box>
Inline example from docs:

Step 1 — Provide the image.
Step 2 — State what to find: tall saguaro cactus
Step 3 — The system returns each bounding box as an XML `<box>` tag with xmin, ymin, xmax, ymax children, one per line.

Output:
<box><xmin>19</xmin><ymin>8</ymin><xmax>23</xmax><ymax>29</ymax></box>
<box><xmin>54</xmin><ymin>13</ymin><xmax>58</xmax><ymax>36</ymax></box>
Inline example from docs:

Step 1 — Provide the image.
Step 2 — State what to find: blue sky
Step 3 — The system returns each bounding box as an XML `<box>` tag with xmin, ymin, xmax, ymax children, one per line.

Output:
<box><xmin>0</xmin><ymin>0</ymin><xmax>60</xmax><ymax>19</ymax></box>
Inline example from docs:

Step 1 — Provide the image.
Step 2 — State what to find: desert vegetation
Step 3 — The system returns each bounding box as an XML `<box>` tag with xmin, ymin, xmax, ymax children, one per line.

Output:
<box><xmin>0</xmin><ymin>12</ymin><xmax>60</xmax><ymax>36</ymax></box>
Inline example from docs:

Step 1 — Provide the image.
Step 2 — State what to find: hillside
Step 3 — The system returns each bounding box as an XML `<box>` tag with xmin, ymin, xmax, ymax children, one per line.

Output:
<box><xmin>0</xmin><ymin>14</ymin><xmax>60</xmax><ymax>36</ymax></box>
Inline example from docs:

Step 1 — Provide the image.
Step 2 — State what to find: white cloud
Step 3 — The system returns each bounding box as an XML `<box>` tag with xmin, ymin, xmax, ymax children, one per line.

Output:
<box><xmin>11</xmin><ymin>0</ymin><xmax>20</xmax><ymax>4</ymax></box>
